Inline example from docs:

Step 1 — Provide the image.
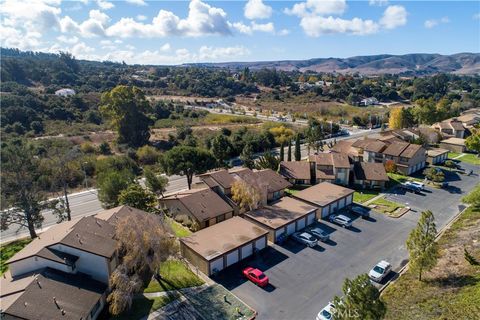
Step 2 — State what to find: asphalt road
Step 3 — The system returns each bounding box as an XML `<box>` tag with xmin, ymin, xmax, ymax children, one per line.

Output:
<box><xmin>214</xmin><ymin>163</ymin><xmax>480</xmax><ymax>320</ymax></box>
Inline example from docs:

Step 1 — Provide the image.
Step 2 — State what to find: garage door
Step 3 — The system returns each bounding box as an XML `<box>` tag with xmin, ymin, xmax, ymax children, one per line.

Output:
<box><xmin>286</xmin><ymin>222</ymin><xmax>296</xmax><ymax>235</ymax></box>
<box><xmin>322</xmin><ymin>206</ymin><xmax>329</xmax><ymax>218</ymax></box>
<box><xmin>330</xmin><ymin>201</ymin><xmax>338</xmax><ymax>213</ymax></box>
<box><xmin>296</xmin><ymin>218</ymin><xmax>306</xmax><ymax>230</ymax></box>
<box><xmin>346</xmin><ymin>195</ymin><xmax>353</xmax><ymax>205</ymax></box>
<box><xmin>275</xmin><ymin>228</ymin><xmax>285</xmax><ymax>242</ymax></box>
<box><xmin>226</xmin><ymin>250</ymin><xmax>239</xmax><ymax>267</ymax></box>
<box><xmin>338</xmin><ymin>198</ymin><xmax>346</xmax><ymax>209</ymax></box>
<box><xmin>307</xmin><ymin>212</ymin><xmax>315</xmax><ymax>225</ymax></box>
<box><xmin>241</xmin><ymin>243</ymin><xmax>253</xmax><ymax>259</ymax></box>
<box><xmin>255</xmin><ymin>237</ymin><xmax>266</xmax><ymax>250</ymax></box>
<box><xmin>210</xmin><ymin>257</ymin><xmax>224</xmax><ymax>274</ymax></box>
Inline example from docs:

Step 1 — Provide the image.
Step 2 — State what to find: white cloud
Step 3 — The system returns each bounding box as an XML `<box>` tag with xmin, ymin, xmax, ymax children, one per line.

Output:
<box><xmin>301</xmin><ymin>16</ymin><xmax>379</xmax><ymax>36</ymax></box>
<box><xmin>232</xmin><ymin>21</ymin><xmax>275</xmax><ymax>34</ymax></box>
<box><xmin>0</xmin><ymin>0</ymin><xmax>61</xmax><ymax>31</ymax></box>
<box><xmin>96</xmin><ymin>0</ymin><xmax>114</xmax><ymax>10</ymax></box>
<box><xmin>369</xmin><ymin>0</ymin><xmax>388</xmax><ymax>6</ymax></box>
<box><xmin>198</xmin><ymin>46</ymin><xmax>250</xmax><ymax>60</ymax></box>
<box><xmin>136</xmin><ymin>14</ymin><xmax>148</xmax><ymax>21</ymax></box>
<box><xmin>278</xmin><ymin>29</ymin><xmax>290</xmax><ymax>36</ymax></box>
<box><xmin>126</xmin><ymin>44</ymin><xmax>136</xmax><ymax>50</ymax></box>
<box><xmin>474</xmin><ymin>13</ymin><xmax>480</xmax><ymax>20</ymax></box>
<box><xmin>160</xmin><ymin>43</ymin><xmax>171</xmax><ymax>52</ymax></box>
<box><xmin>71</xmin><ymin>42</ymin><xmax>95</xmax><ymax>58</ymax></box>
<box><xmin>0</xmin><ymin>25</ymin><xmax>42</xmax><ymax>50</ymax></box>
<box><xmin>126</xmin><ymin>0</ymin><xmax>147</xmax><ymax>6</ymax></box>
<box><xmin>57</xmin><ymin>35</ymin><xmax>79</xmax><ymax>44</ymax></box>
<box><xmin>285</xmin><ymin>0</ymin><xmax>347</xmax><ymax>17</ymax></box>
<box><xmin>60</xmin><ymin>10</ymin><xmax>110</xmax><ymax>37</ymax></box>
<box><xmin>106</xmin><ymin>0</ymin><xmax>231</xmax><ymax>38</ymax></box>
<box><xmin>380</xmin><ymin>5</ymin><xmax>407</xmax><ymax>29</ymax></box>
<box><xmin>244</xmin><ymin>0</ymin><xmax>272</xmax><ymax>20</ymax></box>
<box><xmin>424</xmin><ymin>17</ymin><xmax>449</xmax><ymax>29</ymax></box>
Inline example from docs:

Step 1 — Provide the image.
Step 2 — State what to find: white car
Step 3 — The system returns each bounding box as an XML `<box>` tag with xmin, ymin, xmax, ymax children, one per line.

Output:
<box><xmin>328</xmin><ymin>214</ymin><xmax>352</xmax><ymax>228</ymax></box>
<box><xmin>316</xmin><ymin>302</ymin><xmax>335</xmax><ymax>320</ymax></box>
<box><xmin>410</xmin><ymin>181</ymin><xmax>425</xmax><ymax>190</ymax></box>
<box><xmin>292</xmin><ymin>232</ymin><xmax>318</xmax><ymax>247</ymax></box>
<box><xmin>368</xmin><ymin>260</ymin><xmax>392</xmax><ymax>282</ymax></box>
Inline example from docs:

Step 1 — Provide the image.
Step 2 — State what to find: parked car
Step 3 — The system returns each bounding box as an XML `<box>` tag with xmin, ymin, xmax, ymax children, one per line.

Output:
<box><xmin>410</xmin><ymin>181</ymin><xmax>425</xmax><ymax>190</ymax></box>
<box><xmin>351</xmin><ymin>205</ymin><xmax>370</xmax><ymax>218</ymax></box>
<box><xmin>242</xmin><ymin>267</ymin><xmax>269</xmax><ymax>287</ymax></box>
<box><xmin>309</xmin><ymin>227</ymin><xmax>330</xmax><ymax>242</ymax></box>
<box><xmin>292</xmin><ymin>232</ymin><xmax>318</xmax><ymax>247</ymax></box>
<box><xmin>328</xmin><ymin>214</ymin><xmax>353</xmax><ymax>228</ymax></box>
<box><xmin>316</xmin><ymin>302</ymin><xmax>336</xmax><ymax>320</ymax></box>
<box><xmin>400</xmin><ymin>181</ymin><xmax>422</xmax><ymax>193</ymax></box>
<box><xmin>368</xmin><ymin>260</ymin><xmax>392</xmax><ymax>282</ymax></box>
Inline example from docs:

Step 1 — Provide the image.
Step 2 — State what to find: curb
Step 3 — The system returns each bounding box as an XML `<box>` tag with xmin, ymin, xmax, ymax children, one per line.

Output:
<box><xmin>379</xmin><ymin>204</ymin><xmax>470</xmax><ymax>294</ymax></box>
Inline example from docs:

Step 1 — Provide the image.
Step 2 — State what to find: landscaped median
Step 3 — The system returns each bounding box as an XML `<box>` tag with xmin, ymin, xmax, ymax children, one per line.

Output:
<box><xmin>368</xmin><ymin>197</ymin><xmax>407</xmax><ymax>218</ymax></box>
<box><xmin>381</xmin><ymin>203</ymin><xmax>480</xmax><ymax>319</ymax></box>
<box><xmin>144</xmin><ymin>260</ymin><xmax>204</xmax><ymax>293</ymax></box>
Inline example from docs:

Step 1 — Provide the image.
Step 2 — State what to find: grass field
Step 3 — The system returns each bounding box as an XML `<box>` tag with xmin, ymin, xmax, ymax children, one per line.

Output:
<box><xmin>167</xmin><ymin>218</ymin><xmax>192</xmax><ymax>238</ymax></box>
<box><xmin>110</xmin><ymin>293</ymin><xmax>179</xmax><ymax>320</ymax></box>
<box><xmin>144</xmin><ymin>260</ymin><xmax>204</xmax><ymax>293</ymax></box>
<box><xmin>448</xmin><ymin>152</ymin><xmax>462</xmax><ymax>159</ymax></box>
<box><xmin>353</xmin><ymin>189</ymin><xmax>380</xmax><ymax>203</ymax></box>
<box><xmin>0</xmin><ymin>239</ymin><xmax>32</xmax><ymax>275</ymax></box>
<box><xmin>458</xmin><ymin>153</ymin><xmax>480</xmax><ymax>165</ymax></box>
<box><xmin>154</xmin><ymin>113</ymin><xmax>260</xmax><ymax>128</ymax></box>
<box><xmin>382</xmin><ymin>204</ymin><xmax>480</xmax><ymax>319</ymax></box>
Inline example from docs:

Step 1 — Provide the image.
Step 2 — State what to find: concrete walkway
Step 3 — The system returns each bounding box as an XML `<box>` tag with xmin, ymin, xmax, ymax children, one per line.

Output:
<box><xmin>453</xmin><ymin>153</ymin><xmax>465</xmax><ymax>160</ymax></box>
<box><xmin>141</xmin><ymin>284</ymin><xmax>209</xmax><ymax>299</ymax></box>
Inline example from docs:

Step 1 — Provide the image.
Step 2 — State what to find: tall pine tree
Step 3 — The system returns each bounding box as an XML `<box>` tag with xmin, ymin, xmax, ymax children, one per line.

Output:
<box><xmin>279</xmin><ymin>142</ymin><xmax>285</xmax><ymax>161</ymax></box>
<box><xmin>287</xmin><ymin>140</ymin><xmax>292</xmax><ymax>161</ymax></box>
<box><xmin>295</xmin><ymin>134</ymin><xmax>301</xmax><ymax>161</ymax></box>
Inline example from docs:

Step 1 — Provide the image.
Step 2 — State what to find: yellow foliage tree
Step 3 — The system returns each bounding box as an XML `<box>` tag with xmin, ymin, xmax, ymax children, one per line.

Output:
<box><xmin>269</xmin><ymin>125</ymin><xmax>295</xmax><ymax>144</ymax></box>
<box><xmin>231</xmin><ymin>180</ymin><xmax>261</xmax><ymax>212</ymax></box>
<box><xmin>388</xmin><ymin>107</ymin><xmax>404</xmax><ymax>130</ymax></box>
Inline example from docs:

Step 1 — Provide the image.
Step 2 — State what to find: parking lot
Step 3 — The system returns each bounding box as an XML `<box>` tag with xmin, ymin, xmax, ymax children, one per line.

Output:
<box><xmin>213</xmin><ymin>163</ymin><xmax>479</xmax><ymax>320</ymax></box>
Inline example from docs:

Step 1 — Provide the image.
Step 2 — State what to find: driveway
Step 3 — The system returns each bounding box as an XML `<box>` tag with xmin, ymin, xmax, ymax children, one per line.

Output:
<box><xmin>213</xmin><ymin>164</ymin><xmax>479</xmax><ymax>320</ymax></box>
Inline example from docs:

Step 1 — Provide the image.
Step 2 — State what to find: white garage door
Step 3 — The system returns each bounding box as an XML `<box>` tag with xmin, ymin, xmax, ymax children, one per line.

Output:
<box><xmin>322</xmin><ymin>206</ymin><xmax>329</xmax><ymax>218</ymax></box>
<box><xmin>330</xmin><ymin>201</ymin><xmax>338</xmax><ymax>213</ymax></box>
<box><xmin>241</xmin><ymin>243</ymin><xmax>253</xmax><ymax>259</ymax></box>
<box><xmin>307</xmin><ymin>212</ymin><xmax>315</xmax><ymax>225</ymax></box>
<box><xmin>226</xmin><ymin>250</ymin><xmax>239</xmax><ymax>267</ymax></box>
<box><xmin>286</xmin><ymin>223</ymin><xmax>296</xmax><ymax>235</ymax></box>
<box><xmin>275</xmin><ymin>228</ymin><xmax>285</xmax><ymax>241</ymax></box>
<box><xmin>346</xmin><ymin>195</ymin><xmax>353</xmax><ymax>205</ymax></box>
<box><xmin>338</xmin><ymin>197</ymin><xmax>346</xmax><ymax>209</ymax></box>
<box><xmin>255</xmin><ymin>237</ymin><xmax>266</xmax><ymax>250</ymax></box>
<box><xmin>210</xmin><ymin>257</ymin><xmax>224</xmax><ymax>274</ymax></box>
<box><xmin>296</xmin><ymin>218</ymin><xmax>306</xmax><ymax>230</ymax></box>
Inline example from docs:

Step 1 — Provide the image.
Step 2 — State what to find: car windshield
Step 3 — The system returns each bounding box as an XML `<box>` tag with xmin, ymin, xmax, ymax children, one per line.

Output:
<box><xmin>258</xmin><ymin>274</ymin><xmax>266</xmax><ymax>279</ymax></box>
<box><xmin>373</xmin><ymin>266</ymin><xmax>385</xmax><ymax>274</ymax></box>
<box><xmin>304</xmin><ymin>234</ymin><xmax>315</xmax><ymax>240</ymax></box>
<box><xmin>321</xmin><ymin>310</ymin><xmax>332</xmax><ymax>319</ymax></box>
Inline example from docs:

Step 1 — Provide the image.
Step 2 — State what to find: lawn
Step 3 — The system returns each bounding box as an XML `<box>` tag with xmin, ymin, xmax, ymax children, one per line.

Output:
<box><xmin>167</xmin><ymin>218</ymin><xmax>192</xmax><ymax>238</ymax></box>
<box><xmin>144</xmin><ymin>260</ymin><xmax>204</xmax><ymax>293</ymax></box>
<box><xmin>370</xmin><ymin>197</ymin><xmax>405</xmax><ymax>216</ymax></box>
<box><xmin>457</xmin><ymin>153</ymin><xmax>480</xmax><ymax>165</ymax></box>
<box><xmin>109</xmin><ymin>293</ymin><xmax>179</xmax><ymax>320</ymax></box>
<box><xmin>382</xmin><ymin>204</ymin><xmax>480</xmax><ymax>319</ymax></box>
<box><xmin>1</xmin><ymin>239</ymin><xmax>32</xmax><ymax>275</ymax></box>
<box><xmin>353</xmin><ymin>189</ymin><xmax>380</xmax><ymax>203</ymax></box>
<box><xmin>154</xmin><ymin>113</ymin><xmax>260</xmax><ymax>128</ymax></box>
<box><xmin>448</xmin><ymin>152</ymin><xmax>462</xmax><ymax>159</ymax></box>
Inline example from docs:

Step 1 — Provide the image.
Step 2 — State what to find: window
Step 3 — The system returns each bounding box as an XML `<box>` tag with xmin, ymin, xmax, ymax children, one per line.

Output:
<box><xmin>216</xmin><ymin>215</ymin><xmax>225</xmax><ymax>223</ymax></box>
<box><xmin>273</xmin><ymin>191</ymin><xmax>281</xmax><ymax>199</ymax></box>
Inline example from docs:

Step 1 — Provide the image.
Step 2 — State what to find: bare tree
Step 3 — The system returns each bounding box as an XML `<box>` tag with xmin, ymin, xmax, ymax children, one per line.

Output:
<box><xmin>107</xmin><ymin>211</ymin><xmax>177</xmax><ymax>315</ymax></box>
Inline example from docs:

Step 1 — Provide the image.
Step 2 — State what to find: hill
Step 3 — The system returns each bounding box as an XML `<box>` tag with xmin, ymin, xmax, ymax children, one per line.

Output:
<box><xmin>184</xmin><ymin>53</ymin><xmax>480</xmax><ymax>75</ymax></box>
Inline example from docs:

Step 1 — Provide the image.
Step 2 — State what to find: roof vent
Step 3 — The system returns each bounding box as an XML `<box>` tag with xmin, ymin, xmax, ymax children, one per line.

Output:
<box><xmin>53</xmin><ymin>297</ymin><xmax>59</xmax><ymax>309</ymax></box>
<box><xmin>35</xmin><ymin>278</ymin><xmax>41</xmax><ymax>288</ymax></box>
<box><xmin>24</xmin><ymin>302</ymin><xmax>28</xmax><ymax>307</ymax></box>
<box><xmin>95</xmin><ymin>220</ymin><xmax>102</xmax><ymax>227</ymax></box>
<box><xmin>61</xmin><ymin>309</ymin><xmax>65</xmax><ymax>315</ymax></box>
<box><xmin>78</xmin><ymin>238</ymin><xmax>83</xmax><ymax>244</ymax></box>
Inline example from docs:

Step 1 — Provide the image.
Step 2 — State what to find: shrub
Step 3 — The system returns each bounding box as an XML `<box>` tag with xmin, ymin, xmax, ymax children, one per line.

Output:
<box><xmin>384</xmin><ymin>160</ymin><xmax>397</xmax><ymax>173</ymax></box>
<box><xmin>99</xmin><ymin>142</ymin><xmax>111</xmax><ymax>155</ymax></box>
<box><xmin>80</xmin><ymin>142</ymin><xmax>96</xmax><ymax>154</ymax></box>
<box><xmin>136</xmin><ymin>145</ymin><xmax>161</xmax><ymax>165</ymax></box>
<box><xmin>444</xmin><ymin>160</ymin><xmax>456</xmax><ymax>168</ymax></box>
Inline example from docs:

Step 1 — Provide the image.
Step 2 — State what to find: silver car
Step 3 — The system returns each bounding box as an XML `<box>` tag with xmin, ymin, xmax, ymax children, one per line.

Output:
<box><xmin>309</xmin><ymin>227</ymin><xmax>330</xmax><ymax>242</ymax></box>
<box><xmin>329</xmin><ymin>214</ymin><xmax>353</xmax><ymax>228</ymax></box>
<box><xmin>292</xmin><ymin>232</ymin><xmax>318</xmax><ymax>247</ymax></box>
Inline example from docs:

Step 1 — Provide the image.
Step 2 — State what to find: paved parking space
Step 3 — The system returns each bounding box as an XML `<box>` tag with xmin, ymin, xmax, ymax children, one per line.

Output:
<box><xmin>212</xmin><ymin>163</ymin><xmax>479</xmax><ymax>320</ymax></box>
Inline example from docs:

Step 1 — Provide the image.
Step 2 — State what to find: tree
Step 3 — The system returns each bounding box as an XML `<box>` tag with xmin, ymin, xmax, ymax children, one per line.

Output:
<box><xmin>388</xmin><ymin>106</ymin><xmax>404</xmax><ymax>129</ymax></box>
<box><xmin>423</xmin><ymin>167</ymin><xmax>445</xmax><ymax>183</ymax></box>
<box><xmin>107</xmin><ymin>211</ymin><xmax>177</xmax><ymax>315</ymax></box>
<box><xmin>118</xmin><ymin>183</ymin><xmax>158</xmax><ymax>213</ymax></box>
<box><xmin>384</xmin><ymin>160</ymin><xmax>397</xmax><ymax>173</ymax></box>
<box><xmin>210</xmin><ymin>134</ymin><xmax>233</xmax><ymax>166</ymax></box>
<box><xmin>231</xmin><ymin>180</ymin><xmax>262</xmax><ymax>212</ymax></box>
<box><xmin>406</xmin><ymin>210</ymin><xmax>439</xmax><ymax>281</ymax></box>
<box><xmin>465</xmin><ymin>128</ymin><xmax>480</xmax><ymax>154</ymax></box>
<box><xmin>100</xmin><ymin>85</ymin><xmax>152</xmax><ymax>147</ymax></box>
<box><xmin>269</xmin><ymin>125</ymin><xmax>295</xmax><ymax>145</ymax></box>
<box><xmin>240</xmin><ymin>143</ymin><xmax>255</xmax><ymax>169</ymax></box>
<box><xmin>99</xmin><ymin>142</ymin><xmax>112</xmax><ymax>155</ymax></box>
<box><xmin>1</xmin><ymin>141</ymin><xmax>47</xmax><ymax>239</ymax></box>
<box><xmin>144</xmin><ymin>168</ymin><xmax>168</xmax><ymax>197</ymax></box>
<box><xmin>305</xmin><ymin>118</ymin><xmax>324</xmax><ymax>154</ymax></box>
<box><xmin>160</xmin><ymin>146</ymin><xmax>216</xmax><ymax>189</ymax></box>
<box><xmin>97</xmin><ymin>170</ymin><xmax>135</xmax><ymax>208</ymax></box>
<box><xmin>287</xmin><ymin>140</ymin><xmax>292</xmax><ymax>161</ymax></box>
<box><xmin>295</xmin><ymin>134</ymin><xmax>301</xmax><ymax>161</ymax></box>
<box><xmin>256</xmin><ymin>152</ymin><xmax>280</xmax><ymax>170</ymax></box>
<box><xmin>332</xmin><ymin>274</ymin><xmax>386</xmax><ymax>320</ymax></box>
<box><xmin>279</xmin><ymin>141</ymin><xmax>285</xmax><ymax>161</ymax></box>
<box><xmin>136</xmin><ymin>145</ymin><xmax>161</xmax><ymax>165</ymax></box>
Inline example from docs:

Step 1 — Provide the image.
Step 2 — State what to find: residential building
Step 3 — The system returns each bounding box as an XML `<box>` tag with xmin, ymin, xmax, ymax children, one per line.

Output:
<box><xmin>278</xmin><ymin>161</ymin><xmax>329</xmax><ymax>185</ymax></box>
<box><xmin>352</xmin><ymin>139</ymin><xmax>388</xmax><ymax>164</ymax></box>
<box><xmin>308</xmin><ymin>153</ymin><xmax>351</xmax><ymax>186</ymax></box>
<box><xmin>439</xmin><ymin>137</ymin><xmax>467</xmax><ymax>153</ymax></box>
<box><xmin>353</xmin><ymin>162</ymin><xmax>389</xmax><ymax>189</ymax></box>
<box><xmin>291</xmin><ymin>182</ymin><xmax>354</xmax><ymax>219</ymax></box>
<box><xmin>382</xmin><ymin>141</ymin><xmax>426</xmax><ymax>175</ymax></box>
<box><xmin>426</xmin><ymin>148</ymin><xmax>449</xmax><ymax>165</ymax></box>
<box><xmin>432</xmin><ymin>118</ymin><xmax>465</xmax><ymax>138</ymax></box>
<box><xmin>330</xmin><ymin>140</ymin><xmax>362</xmax><ymax>162</ymax></box>
<box><xmin>360</xmin><ymin>97</ymin><xmax>378</xmax><ymax>106</ymax></box>
<box><xmin>180</xmin><ymin>217</ymin><xmax>269</xmax><ymax>276</ymax></box>
<box><xmin>243</xmin><ymin>197</ymin><xmax>318</xmax><ymax>243</ymax></box>
<box><xmin>160</xmin><ymin>188</ymin><xmax>234</xmax><ymax>230</ymax></box>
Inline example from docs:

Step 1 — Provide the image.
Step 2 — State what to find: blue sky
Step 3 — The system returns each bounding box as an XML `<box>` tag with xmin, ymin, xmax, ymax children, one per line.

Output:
<box><xmin>1</xmin><ymin>0</ymin><xmax>479</xmax><ymax>64</ymax></box>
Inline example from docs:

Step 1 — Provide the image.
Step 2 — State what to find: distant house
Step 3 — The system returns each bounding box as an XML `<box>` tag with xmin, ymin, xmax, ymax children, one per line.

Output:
<box><xmin>54</xmin><ymin>88</ymin><xmax>75</xmax><ymax>97</ymax></box>
<box><xmin>278</xmin><ymin>161</ymin><xmax>325</xmax><ymax>185</ymax></box>
<box><xmin>426</xmin><ymin>148</ymin><xmax>449</xmax><ymax>165</ymax></box>
<box><xmin>456</xmin><ymin>113</ymin><xmax>480</xmax><ymax>128</ymax></box>
<box><xmin>360</xmin><ymin>97</ymin><xmax>378</xmax><ymax>106</ymax></box>
<box><xmin>353</xmin><ymin>162</ymin><xmax>389</xmax><ymax>189</ymax></box>
<box><xmin>439</xmin><ymin>137</ymin><xmax>467</xmax><ymax>153</ymax></box>
<box><xmin>160</xmin><ymin>188</ymin><xmax>234</xmax><ymax>230</ymax></box>
<box><xmin>308</xmin><ymin>153</ymin><xmax>351</xmax><ymax>186</ymax></box>
<box><xmin>432</xmin><ymin>119</ymin><xmax>465</xmax><ymax>138</ymax></box>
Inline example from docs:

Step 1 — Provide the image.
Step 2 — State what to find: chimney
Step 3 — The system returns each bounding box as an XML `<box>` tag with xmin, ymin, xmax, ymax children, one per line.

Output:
<box><xmin>53</xmin><ymin>297</ymin><xmax>60</xmax><ymax>309</ymax></box>
<box><xmin>310</xmin><ymin>161</ymin><xmax>317</xmax><ymax>185</ymax></box>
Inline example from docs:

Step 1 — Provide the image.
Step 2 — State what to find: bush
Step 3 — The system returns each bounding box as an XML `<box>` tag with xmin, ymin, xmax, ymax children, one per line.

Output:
<box><xmin>385</xmin><ymin>160</ymin><xmax>397</xmax><ymax>173</ymax></box>
<box><xmin>99</xmin><ymin>142</ymin><xmax>111</xmax><ymax>155</ymax></box>
<box><xmin>444</xmin><ymin>160</ymin><xmax>456</xmax><ymax>168</ymax></box>
<box><xmin>136</xmin><ymin>145</ymin><xmax>161</xmax><ymax>165</ymax></box>
<box><xmin>423</xmin><ymin>167</ymin><xmax>445</xmax><ymax>182</ymax></box>
<box><xmin>80</xmin><ymin>142</ymin><xmax>96</xmax><ymax>154</ymax></box>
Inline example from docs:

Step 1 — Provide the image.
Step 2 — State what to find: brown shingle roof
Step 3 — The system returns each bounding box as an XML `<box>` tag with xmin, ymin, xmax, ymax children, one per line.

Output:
<box><xmin>279</xmin><ymin>161</ymin><xmax>312</xmax><ymax>180</ymax></box>
<box><xmin>427</xmin><ymin>148</ymin><xmax>449</xmax><ymax>157</ymax></box>
<box><xmin>331</xmin><ymin>153</ymin><xmax>350</xmax><ymax>168</ymax></box>
<box><xmin>292</xmin><ymin>182</ymin><xmax>354</xmax><ymax>207</ymax></box>
<box><xmin>161</xmin><ymin>188</ymin><xmax>233</xmax><ymax>222</ymax></box>
<box><xmin>449</xmin><ymin>120</ymin><xmax>465</xmax><ymax>131</ymax></box>
<box><xmin>309</xmin><ymin>153</ymin><xmax>350</xmax><ymax>168</ymax></box>
<box><xmin>95</xmin><ymin>205</ymin><xmax>150</xmax><ymax>225</ymax></box>
<box><xmin>198</xmin><ymin>169</ymin><xmax>236</xmax><ymax>189</ymax></box>
<box><xmin>399</xmin><ymin>144</ymin><xmax>424</xmax><ymax>159</ymax></box>
<box><xmin>2</xmin><ymin>268</ymin><xmax>106</xmax><ymax>320</ymax></box>
<box><xmin>382</xmin><ymin>141</ymin><xmax>410</xmax><ymax>156</ymax></box>
<box><xmin>255</xmin><ymin>169</ymin><xmax>292</xmax><ymax>192</ymax></box>
<box><xmin>330</xmin><ymin>140</ymin><xmax>360</xmax><ymax>158</ymax></box>
<box><xmin>180</xmin><ymin>217</ymin><xmax>268</xmax><ymax>260</ymax></box>
<box><xmin>440</xmin><ymin>137</ymin><xmax>466</xmax><ymax>146</ymax></box>
<box><xmin>353</xmin><ymin>162</ymin><xmax>389</xmax><ymax>182</ymax></box>
<box><xmin>244</xmin><ymin>197</ymin><xmax>317</xmax><ymax>230</ymax></box>
<box><xmin>309</xmin><ymin>153</ymin><xmax>332</xmax><ymax>166</ymax></box>
<box><xmin>364</xmin><ymin>140</ymin><xmax>388</xmax><ymax>153</ymax></box>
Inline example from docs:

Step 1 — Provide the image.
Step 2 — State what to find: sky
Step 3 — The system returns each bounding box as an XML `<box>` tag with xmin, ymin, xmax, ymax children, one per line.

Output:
<box><xmin>1</xmin><ymin>0</ymin><xmax>479</xmax><ymax>65</ymax></box>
